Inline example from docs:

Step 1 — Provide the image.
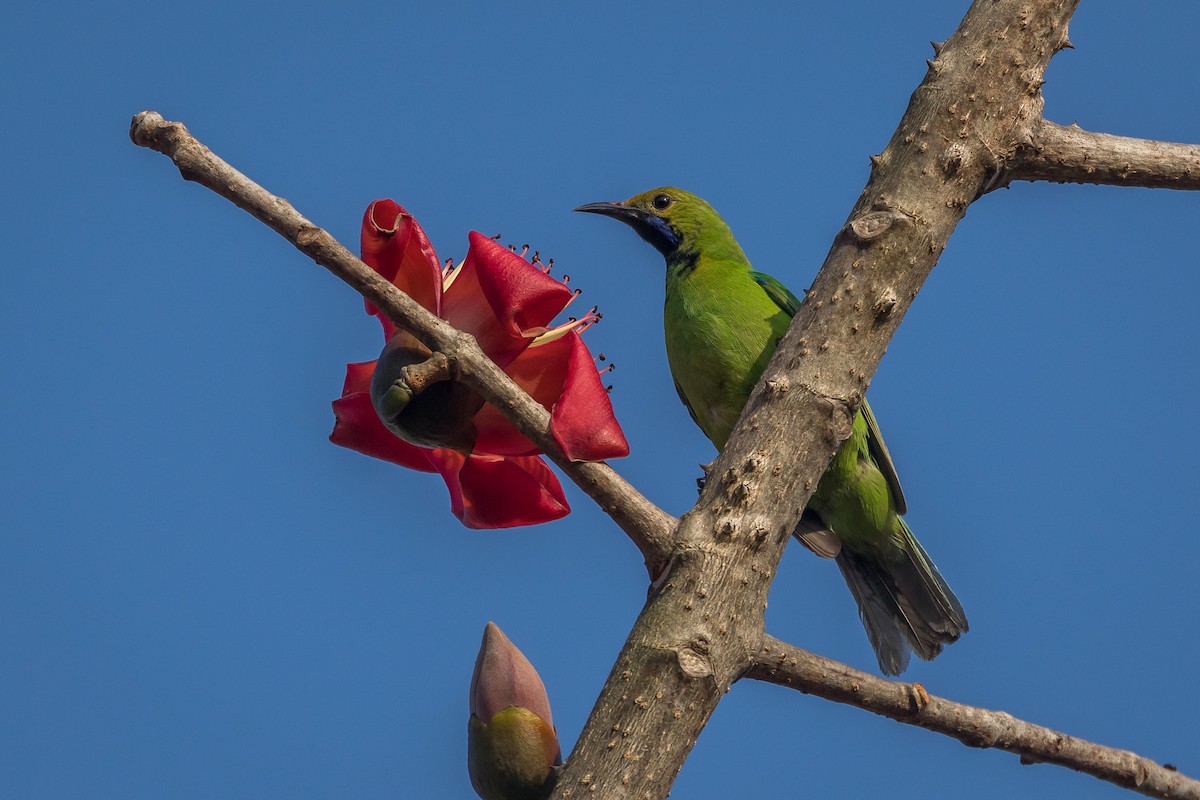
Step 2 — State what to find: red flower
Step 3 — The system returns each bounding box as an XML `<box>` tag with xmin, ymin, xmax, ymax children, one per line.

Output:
<box><xmin>331</xmin><ymin>200</ymin><xmax>629</xmax><ymax>529</ymax></box>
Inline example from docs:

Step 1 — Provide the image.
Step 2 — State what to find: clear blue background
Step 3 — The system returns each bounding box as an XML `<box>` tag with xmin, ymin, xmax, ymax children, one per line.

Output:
<box><xmin>4</xmin><ymin>2</ymin><xmax>1197</xmax><ymax>798</ymax></box>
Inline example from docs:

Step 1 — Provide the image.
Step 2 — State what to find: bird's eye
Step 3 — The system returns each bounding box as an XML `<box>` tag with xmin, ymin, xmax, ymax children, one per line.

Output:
<box><xmin>652</xmin><ymin>193</ymin><xmax>673</xmax><ymax>210</ymax></box>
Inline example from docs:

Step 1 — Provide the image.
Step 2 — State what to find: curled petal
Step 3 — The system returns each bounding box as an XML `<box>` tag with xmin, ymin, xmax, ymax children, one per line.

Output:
<box><xmin>329</xmin><ymin>361</ymin><xmax>435</xmax><ymax>473</ymax></box>
<box><xmin>361</xmin><ymin>199</ymin><xmax>443</xmax><ymax>336</ymax></box>
<box><xmin>550</xmin><ymin>334</ymin><xmax>630</xmax><ymax>461</ymax></box>
<box><xmin>427</xmin><ymin>449</ymin><xmax>569</xmax><ymax>529</ymax></box>
<box><xmin>441</xmin><ymin>232</ymin><xmax>575</xmax><ymax>368</ymax></box>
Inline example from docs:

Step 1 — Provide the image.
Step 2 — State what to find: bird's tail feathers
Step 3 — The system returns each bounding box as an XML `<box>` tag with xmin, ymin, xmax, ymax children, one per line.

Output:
<box><xmin>835</xmin><ymin>522</ymin><xmax>967</xmax><ymax>676</ymax></box>
<box><xmin>792</xmin><ymin>510</ymin><xmax>841</xmax><ymax>559</ymax></box>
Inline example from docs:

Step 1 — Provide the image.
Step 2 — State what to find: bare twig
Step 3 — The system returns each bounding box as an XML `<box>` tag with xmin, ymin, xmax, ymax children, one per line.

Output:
<box><xmin>1003</xmin><ymin>120</ymin><xmax>1200</xmax><ymax>190</ymax></box>
<box><xmin>128</xmin><ymin>110</ymin><xmax>677</xmax><ymax>575</ymax></box>
<box><xmin>747</xmin><ymin>635</ymin><xmax>1200</xmax><ymax>800</ymax></box>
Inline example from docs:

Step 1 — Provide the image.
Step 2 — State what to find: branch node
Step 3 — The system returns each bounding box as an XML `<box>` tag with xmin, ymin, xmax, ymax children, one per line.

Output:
<box><xmin>941</xmin><ymin>142</ymin><xmax>970</xmax><ymax>177</ymax></box>
<box><xmin>873</xmin><ymin>287</ymin><xmax>900</xmax><ymax>319</ymax></box>
<box><xmin>907</xmin><ymin>682</ymin><xmax>931</xmax><ymax>713</ymax></box>
<box><xmin>846</xmin><ymin>210</ymin><xmax>898</xmax><ymax>241</ymax></box>
<box><xmin>677</xmin><ymin>640</ymin><xmax>714</xmax><ymax>680</ymax></box>
<box><xmin>296</xmin><ymin>224</ymin><xmax>322</xmax><ymax>247</ymax></box>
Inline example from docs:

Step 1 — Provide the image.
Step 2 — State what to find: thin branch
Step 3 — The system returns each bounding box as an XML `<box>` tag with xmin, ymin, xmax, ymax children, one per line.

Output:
<box><xmin>1003</xmin><ymin>120</ymin><xmax>1200</xmax><ymax>189</ymax></box>
<box><xmin>128</xmin><ymin>110</ymin><xmax>676</xmax><ymax>575</ymax></box>
<box><xmin>747</xmin><ymin>635</ymin><xmax>1200</xmax><ymax>800</ymax></box>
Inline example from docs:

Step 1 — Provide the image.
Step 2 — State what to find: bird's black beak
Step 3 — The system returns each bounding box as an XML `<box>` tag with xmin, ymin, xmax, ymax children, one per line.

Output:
<box><xmin>573</xmin><ymin>201</ymin><xmax>680</xmax><ymax>256</ymax></box>
<box><xmin>573</xmin><ymin>201</ymin><xmax>644</xmax><ymax>223</ymax></box>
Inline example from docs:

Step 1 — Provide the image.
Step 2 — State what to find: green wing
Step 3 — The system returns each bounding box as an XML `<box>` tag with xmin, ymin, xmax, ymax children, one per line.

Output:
<box><xmin>860</xmin><ymin>399</ymin><xmax>907</xmax><ymax>515</ymax></box>
<box><xmin>752</xmin><ymin>269</ymin><xmax>908</xmax><ymax>515</ymax></box>
<box><xmin>673</xmin><ymin>378</ymin><xmax>701</xmax><ymax>429</ymax></box>
<box><xmin>751</xmin><ymin>270</ymin><xmax>802</xmax><ymax>317</ymax></box>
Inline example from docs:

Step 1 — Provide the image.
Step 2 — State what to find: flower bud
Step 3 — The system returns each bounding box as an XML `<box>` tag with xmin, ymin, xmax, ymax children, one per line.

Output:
<box><xmin>369</xmin><ymin>330</ymin><xmax>485</xmax><ymax>453</ymax></box>
<box><xmin>467</xmin><ymin>622</ymin><xmax>560</xmax><ymax>800</ymax></box>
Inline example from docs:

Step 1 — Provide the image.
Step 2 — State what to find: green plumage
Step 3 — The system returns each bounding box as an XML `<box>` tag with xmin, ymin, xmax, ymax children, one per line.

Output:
<box><xmin>576</xmin><ymin>187</ymin><xmax>967</xmax><ymax>674</ymax></box>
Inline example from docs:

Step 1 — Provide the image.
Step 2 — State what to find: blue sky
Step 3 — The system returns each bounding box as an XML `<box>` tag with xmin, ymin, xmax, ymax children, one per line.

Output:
<box><xmin>4</xmin><ymin>2</ymin><xmax>1199</xmax><ymax>798</ymax></box>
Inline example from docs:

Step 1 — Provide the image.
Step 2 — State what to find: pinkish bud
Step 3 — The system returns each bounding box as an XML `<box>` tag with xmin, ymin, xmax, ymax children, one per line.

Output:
<box><xmin>468</xmin><ymin>622</ymin><xmax>560</xmax><ymax>800</ymax></box>
<box><xmin>470</xmin><ymin>622</ymin><xmax>554</xmax><ymax>727</ymax></box>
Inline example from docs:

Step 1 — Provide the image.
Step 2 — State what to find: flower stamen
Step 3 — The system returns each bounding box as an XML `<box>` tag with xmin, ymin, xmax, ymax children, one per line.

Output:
<box><xmin>442</xmin><ymin>257</ymin><xmax>465</xmax><ymax>291</ymax></box>
<box><xmin>529</xmin><ymin>305</ymin><xmax>602</xmax><ymax>346</ymax></box>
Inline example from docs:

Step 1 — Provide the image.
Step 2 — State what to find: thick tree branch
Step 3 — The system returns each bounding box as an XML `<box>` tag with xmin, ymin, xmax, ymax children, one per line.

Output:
<box><xmin>748</xmin><ymin>636</ymin><xmax>1200</xmax><ymax>800</ymax></box>
<box><xmin>129</xmin><ymin>110</ymin><xmax>676</xmax><ymax>575</ymax></box>
<box><xmin>1003</xmin><ymin>120</ymin><xmax>1200</xmax><ymax>189</ymax></box>
<box><xmin>551</xmin><ymin>2</ymin><xmax>1085</xmax><ymax>798</ymax></box>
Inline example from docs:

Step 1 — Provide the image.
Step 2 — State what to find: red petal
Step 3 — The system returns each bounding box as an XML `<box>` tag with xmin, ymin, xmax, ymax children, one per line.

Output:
<box><xmin>468</xmin><ymin>414</ymin><xmax>539</xmax><ymax>458</ymax></box>
<box><xmin>441</xmin><ymin>233</ymin><xmax>575</xmax><ymax>368</ymax></box>
<box><xmin>549</xmin><ymin>333</ymin><xmax>630</xmax><ymax>461</ymax></box>
<box><xmin>361</xmin><ymin>200</ymin><xmax>443</xmax><ymax>337</ymax></box>
<box><xmin>471</xmin><ymin>336</ymin><xmax>574</xmax><ymax>456</ymax></box>
<box><xmin>329</xmin><ymin>361</ymin><xmax>436</xmax><ymax>472</ymax></box>
<box><xmin>427</xmin><ymin>449</ymin><xmax>569</xmax><ymax>529</ymax></box>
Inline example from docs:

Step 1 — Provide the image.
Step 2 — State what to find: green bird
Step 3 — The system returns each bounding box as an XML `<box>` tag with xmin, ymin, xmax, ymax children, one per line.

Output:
<box><xmin>575</xmin><ymin>187</ymin><xmax>967</xmax><ymax>675</ymax></box>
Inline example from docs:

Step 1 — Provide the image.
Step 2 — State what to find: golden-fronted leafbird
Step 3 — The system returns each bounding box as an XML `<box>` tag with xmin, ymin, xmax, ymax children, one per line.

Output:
<box><xmin>576</xmin><ymin>187</ymin><xmax>967</xmax><ymax>675</ymax></box>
